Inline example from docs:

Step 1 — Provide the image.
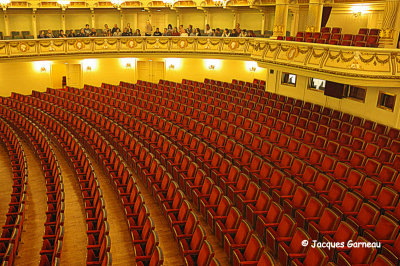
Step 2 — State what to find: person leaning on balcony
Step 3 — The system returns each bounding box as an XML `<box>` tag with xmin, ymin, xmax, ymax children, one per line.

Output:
<box><xmin>133</xmin><ymin>29</ymin><xmax>141</xmax><ymax>36</ymax></box>
<box><xmin>113</xmin><ymin>28</ymin><xmax>122</xmax><ymax>36</ymax></box>
<box><xmin>67</xmin><ymin>30</ymin><xmax>75</xmax><ymax>38</ymax></box>
<box><xmin>46</xmin><ymin>29</ymin><xmax>54</xmax><ymax>38</ymax></box>
<box><xmin>239</xmin><ymin>29</ymin><xmax>247</xmax><ymax>37</ymax></box>
<box><xmin>38</xmin><ymin>30</ymin><xmax>46</xmax><ymax>38</ymax></box>
<box><xmin>126</xmin><ymin>23</ymin><xmax>133</xmax><ymax>35</ymax></box>
<box><xmin>204</xmin><ymin>24</ymin><xmax>212</xmax><ymax>36</ymax></box>
<box><xmin>103</xmin><ymin>24</ymin><xmax>111</xmax><ymax>37</ymax></box>
<box><xmin>153</xmin><ymin>28</ymin><xmax>162</xmax><ymax>36</ymax></box>
<box><xmin>172</xmin><ymin>27</ymin><xmax>180</xmax><ymax>36</ymax></box>
<box><xmin>222</xmin><ymin>28</ymin><xmax>230</xmax><ymax>37</ymax></box>
<box><xmin>84</xmin><ymin>24</ymin><xmax>91</xmax><ymax>36</ymax></box>
<box><xmin>145</xmin><ymin>20</ymin><xmax>152</xmax><ymax>36</ymax></box>
<box><xmin>180</xmin><ymin>29</ymin><xmax>188</xmax><ymax>37</ymax></box>
<box><xmin>231</xmin><ymin>29</ymin><xmax>238</xmax><ymax>37</ymax></box>
<box><xmin>235</xmin><ymin>23</ymin><xmax>241</xmax><ymax>35</ymax></box>
<box><xmin>77</xmin><ymin>28</ymin><xmax>85</xmax><ymax>37</ymax></box>
<box><xmin>162</xmin><ymin>28</ymin><xmax>168</xmax><ymax>36</ymax></box>
<box><xmin>122</xmin><ymin>28</ymin><xmax>130</xmax><ymax>36</ymax></box>
<box><xmin>111</xmin><ymin>24</ymin><xmax>119</xmax><ymax>35</ymax></box>
<box><xmin>59</xmin><ymin>30</ymin><xmax>67</xmax><ymax>38</ymax></box>
<box><xmin>194</xmin><ymin>28</ymin><xmax>201</xmax><ymax>37</ymax></box>
<box><xmin>215</xmin><ymin>28</ymin><xmax>222</xmax><ymax>36</ymax></box>
<box><xmin>187</xmin><ymin>25</ymin><xmax>193</xmax><ymax>35</ymax></box>
<box><xmin>90</xmin><ymin>28</ymin><xmax>97</xmax><ymax>37</ymax></box>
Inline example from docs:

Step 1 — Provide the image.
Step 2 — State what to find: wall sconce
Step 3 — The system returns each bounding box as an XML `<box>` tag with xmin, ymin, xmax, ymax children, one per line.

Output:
<box><xmin>40</xmin><ymin>67</ymin><xmax>46</xmax><ymax>72</ymax></box>
<box><xmin>208</xmin><ymin>65</ymin><xmax>215</xmax><ymax>70</ymax></box>
<box><xmin>125</xmin><ymin>63</ymin><xmax>132</xmax><ymax>69</ymax></box>
<box><xmin>249</xmin><ymin>67</ymin><xmax>256</xmax><ymax>72</ymax></box>
<box><xmin>351</xmin><ymin>5</ymin><xmax>368</xmax><ymax>17</ymax></box>
<box><xmin>86</xmin><ymin>66</ymin><xmax>92</xmax><ymax>71</ymax></box>
<box><xmin>168</xmin><ymin>64</ymin><xmax>175</xmax><ymax>70</ymax></box>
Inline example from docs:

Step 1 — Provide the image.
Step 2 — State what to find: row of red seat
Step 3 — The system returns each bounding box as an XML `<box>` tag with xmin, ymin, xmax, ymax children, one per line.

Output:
<box><xmin>0</xmin><ymin>104</ymin><xmax>64</xmax><ymax>266</ymax></box>
<box><xmin>106</xmin><ymin>78</ymin><xmax>396</xmax><ymax>264</ymax></box>
<box><xmin>99</xmin><ymin>81</ymin><xmax>400</xmax><ymax>266</ymax></box>
<box><xmin>0</xmin><ymin>118</ymin><xmax>27</xmax><ymax>265</ymax></box>
<box><xmin>20</xmin><ymin>90</ymin><xmax>167</xmax><ymax>265</ymax></box>
<box><xmin>21</xmin><ymin>89</ymin><xmax>219</xmax><ymax>265</ymax></box>
<box><xmin>32</xmin><ymin>79</ymin><xmax>398</xmax><ymax>266</ymax></box>
<box><xmin>0</xmin><ymin>97</ymin><xmax>112</xmax><ymax>266</ymax></box>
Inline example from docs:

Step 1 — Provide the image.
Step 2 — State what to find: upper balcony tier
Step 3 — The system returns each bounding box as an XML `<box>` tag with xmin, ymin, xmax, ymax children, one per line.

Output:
<box><xmin>0</xmin><ymin>37</ymin><xmax>398</xmax><ymax>87</ymax></box>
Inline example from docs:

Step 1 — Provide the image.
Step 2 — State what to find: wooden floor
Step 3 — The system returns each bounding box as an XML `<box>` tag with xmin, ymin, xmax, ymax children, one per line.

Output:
<box><xmin>52</xmin><ymin>147</ymin><xmax>87</xmax><ymax>266</ymax></box>
<box><xmin>0</xmin><ymin>144</ymin><xmax>13</xmax><ymax>236</ymax></box>
<box><xmin>128</xmin><ymin>166</ymin><xmax>186</xmax><ymax>266</ymax></box>
<box><xmin>87</xmin><ymin>154</ymin><xmax>136</xmax><ymax>265</ymax></box>
<box><xmin>13</xmin><ymin>142</ymin><xmax>47</xmax><ymax>265</ymax></box>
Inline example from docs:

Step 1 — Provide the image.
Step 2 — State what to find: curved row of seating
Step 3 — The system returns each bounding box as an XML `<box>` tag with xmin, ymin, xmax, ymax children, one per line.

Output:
<box><xmin>0</xmin><ymin>117</ymin><xmax>27</xmax><ymax>265</ymax></box>
<box><xmin>0</xmin><ymin>104</ymin><xmax>64</xmax><ymax>266</ymax></box>
<box><xmin>94</xmin><ymin>78</ymin><xmax>400</xmax><ymax>264</ymax></box>
<box><xmin>12</xmin><ymin>91</ymin><xmax>164</xmax><ymax>265</ymax></box>
<box><xmin>0</xmin><ymin>97</ymin><xmax>111</xmax><ymax>266</ymax></box>
<box><xmin>28</xmin><ymin>87</ymin><xmax>222</xmax><ymax>265</ymax></box>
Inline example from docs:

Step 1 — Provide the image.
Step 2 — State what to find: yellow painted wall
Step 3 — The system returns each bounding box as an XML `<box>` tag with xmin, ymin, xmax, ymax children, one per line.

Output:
<box><xmin>8</xmin><ymin>10</ymin><xmax>33</xmax><ymax>33</ymax></box>
<box><xmin>37</xmin><ymin>10</ymin><xmax>62</xmax><ymax>32</ymax></box>
<box><xmin>210</xmin><ymin>11</ymin><xmax>234</xmax><ymax>29</ymax></box>
<box><xmin>95</xmin><ymin>10</ymin><xmax>120</xmax><ymax>29</ymax></box>
<box><xmin>0</xmin><ymin>10</ymin><xmax>5</xmax><ymax>34</ymax></box>
<box><xmin>65</xmin><ymin>10</ymin><xmax>91</xmax><ymax>30</ymax></box>
<box><xmin>181</xmin><ymin>11</ymin><xmax>205</xmax><ymax>29</ymax></box>
<box><xmin>326</xmin><ymin>11</ymin><xmax>368</xmax><ymax>35</ymax></box>
<box><xmin>239</xmin><ymin>12</ymin><xmax>262</xmax><ymax>30</ymax></box>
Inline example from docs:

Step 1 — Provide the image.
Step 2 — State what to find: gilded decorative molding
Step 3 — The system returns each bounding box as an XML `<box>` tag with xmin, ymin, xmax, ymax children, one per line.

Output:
<box><xmin>0</xmin><ymin>37</ymin><xmax>398</xmax><ymax>80</ymax></box>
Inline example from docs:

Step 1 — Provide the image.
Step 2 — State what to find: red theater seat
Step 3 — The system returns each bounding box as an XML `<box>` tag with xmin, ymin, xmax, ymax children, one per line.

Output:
<box><xmin>336</xmin><ymin>236</ymin><xmax>377</xmax><ymax>266</ymax></box>
<box><xmin>265</xmin><ymin>214</ymin><xmax>297</xmax><ymax>256</ymax></box>
<box><xmin>278</xmin><ymin>228</ymin><xmax>311</xmax><ymax>266</ymax></box>
<box><xmin>232</xmin><ymin>234</ymin><xmax>264</xmax><ymax>266</ymax></box>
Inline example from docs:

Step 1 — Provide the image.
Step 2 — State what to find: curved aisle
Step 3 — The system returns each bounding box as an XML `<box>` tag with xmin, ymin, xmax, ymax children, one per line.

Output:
<box><xmin>51</xmin><ymin>148</ymin><xmax>87</xmax><ymax>265</ymax></box>
<box><xmin>86</xmin><ymin>155</ymin><xmax>135</xmax><ymax>264</ymax></box>
<box><xmin>13</xmin><ymin>141</ymin><xmax>47</xmax><ymax>265</ymax></box>
<box><xmin>0</xmin><ymin>144</ymin><xmax>14</xmax><ymax>235</ymax></box>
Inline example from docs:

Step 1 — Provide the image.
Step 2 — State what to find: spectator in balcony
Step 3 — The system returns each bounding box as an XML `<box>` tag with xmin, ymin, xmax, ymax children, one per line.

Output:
<box><xmin>67</xmin><ymin>30</ymin><xmax>75</xmax><ymax>37</ymax></box>
<box><xmin>90</xmin><ymin>28</ymin><xmax>97</xmax><ymax>37</ymax></box>
<box><xmin>189</xmin><ymin>29</ymin><xmax>196</xmax><ymax>36</ymax></box>
<box><xmin>145</xmin><ymin>20</ymin><xmax>152</xmax><ymax>36</ymax></box>
<box><xmin>235</xmin><ymin>23</ymin><xmax>241</xmax><ymax>35</ymax></box>
<box><xmin>179</xmin><ymin>25</ymin><xmax>184</xmax><ymax>33</ymax></box>
<box><xmin>194</xmin><ymin>28</ymin><xmax>201</xmax><ymax>36</ymax></box>
<box><xmin>211</xmin><ymin>29</ymin><xmax>216</xmax><ymax>36</ymax></box>
<box><xmin>222</xmin><ymin>28</ymin><xmax>230</xmax><ymax>37</ymax></box>
<box><xmin>204</xmin><ymin>24</ymin><xmax>212</xmax><ymax>36</ymax></box>
<box><xmin>167</xmin><ymin>24</ymin><xmax>173</xmax><ymax>34</ymax></box>
<box><xmin>122</xmin><ymin>28</ymin><xmax>130</xmax><ymax>36</ymax></box>
<box><xmin>46</xmin><ymin>29</ymin><xmax>54</xmax><ymax>38</ymax></box>
<box><xmin>38</xmin><ymin>30</ymin><xmax>46</xmax><ymax>38</ymax></box>
<box><xmin>103</xmin><ymin>24</ymin><xmax>111</xmax><ymax>36</ymax></box>
<box><xmin>180</xmin><ymin>29</ymin><xmax>188</xmax><ymax>37</ymax></box>
<box><xmin>153</xmin><ymin>28</ymin><xmax>162</xmax><ymax>36</ymax></box>
<box><xmin>231</xmin><ymin>29</ymin><xmax>238</xmax><ymax>37</ymax></box>
<box><xmin>133</xmin><ymin>29</ymin><xmax>141</xmax><ymax>36</ymax></box>
<box><xmin>215</xmin><ymin>28</ymin><xmax>222</xmax><ymax>36</ymax></box>
<box><xmin>162</xmin><ymin>28</ymin><xmax>168</xmax><ymax>36</ymax></box>
<box><xmin>239</xmin><ymin>29</ymin><xmax>247</xmax><ymax>37</ymax></box>
<box><xmin>248</xmin><ymin>30</ymin><xmax>256</xmax><ymax>37</ymax></box>
<box><xmin>172</xmin><ymin>27</ymin><xmax>180</xmax><ymax>36</ymax></box>
<box><xmin>77</xmin><ymin>28</ymin><xmax>85</xmax><ymax>37</ymax></box>
<box><xmin>59</xmin><ymin>30</ymin><xmax>67</xmax><ymax>38</ymax></box>
<box><xmin>111</xmin><ymin>24</ymin><xmax>119</xmax><ymax>35</ymax></box>
<box><xmin>113</xmin><ymin>28</ymin><xmax>122</xmax><ymax>36</ymax></box>
<box><xmin>126</xmin><ymin>23</ymin><xmax>133</xmax><ymax>35</ymax></box>
<box><xmin>84</xmin><ymin>24</ymin><xmax>91</xmax><ymax>36</ymax></box>
<box><xmin>187</xmin><ymin>25</ymin><xmax>193</xmax><ymax>35</ymax></box>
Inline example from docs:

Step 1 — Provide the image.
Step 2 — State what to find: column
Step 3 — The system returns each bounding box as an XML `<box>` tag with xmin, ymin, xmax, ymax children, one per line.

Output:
<box><xmin>120</xmin><ymin>10</ymin><xmax>124</xmax><ymax>27</ymax></box>
<box><xmin>380</xmin><ymin>0</ymin><xmax>400</xmax><ymax>48</ymax></box>
<box><xmin>4</xmin><ymin>11</ymin><xmax>9</xmax><ymax>36</ymax></box>
<box><xmin>261</xmin><ymin>12</ymin><xmax>265</xmax><ymax>34</ymax></box>
<box><xmin>289</xmin><ymin>6</ymin><xmax>300</xmax><ymax>36</ymax></box>
<box><xmin>176</xmin><ymin>11</ymin><xmax>181</xmax><ymax>26</ymax></box>
<box><xmin>61</xmin><ymin>10</ymin><xmax>66</xmax><ymax>32</ymax></box>
<box><xmin>32</xmin><ymin>9</ymin><xmax>37</xmax><ymax>39</ymax></box>
<box><xmin>233</xmin><ymin>11</ymin><xmax>238</xmax><ymax>29</ymax></box>
<box><xmin>306</xmin><ymin>0</ymin><xmax>323</xmax><ymax>32</ymax></box>
<box><xmin>272</xmin><ymin>0</ymin><xmax>289</xmax><ymax>38</ymax></box>
<box><xmin>91</xmin><ymin>8</ymin><xmax>95</xmax><ymax>28</ymax></box>
<box><xmin>204</xmin><ymin>11</ymin><xmax>209</xmax><ymax>30</ymax></box>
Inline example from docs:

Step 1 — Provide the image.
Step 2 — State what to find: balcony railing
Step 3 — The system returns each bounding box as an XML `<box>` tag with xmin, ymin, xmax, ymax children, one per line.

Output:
<box><xmin>0</xmin><ymin>36</ymin><xmax>398</xmax><ymax>81</ymax></box>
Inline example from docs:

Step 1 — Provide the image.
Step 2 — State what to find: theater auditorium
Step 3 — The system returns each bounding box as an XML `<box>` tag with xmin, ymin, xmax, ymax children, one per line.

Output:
<box><xmin>0</xmin><ymin>0</ymin><xmax>399</xmax><ymax>265</ymax></box>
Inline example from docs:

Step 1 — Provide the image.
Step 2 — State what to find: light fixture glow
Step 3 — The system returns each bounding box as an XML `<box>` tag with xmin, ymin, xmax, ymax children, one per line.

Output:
<box><xmin>119</xmin><ymin>58</ymin><xmax>136</xmax><ymax>69</ymax></box>
<box><xmin>57</xmin><ymin>0</ymin><xmax>70</xmax><ymax>9</ymax></box>
<box><xmin>165</xmin><ymin>58</ymin><xmax>182</xmax><ymax>70</ymax></box>
<box><xmin>162</xmin><ymin>0</ymin><xmax>177</xmax><ymax>7</ymax></box>
<box><xmin>33</xmin><ymin>61</ymin><xmax>51</xmax><ymax>73</ymax></box>
<box><xmin>351</xmin><ymin>5</ymin><xmax>369</xmax><ymax>17</ymax></box>
<box><xmin>110</xmin><ymin>0</ymin><xmax>125</xmax><ymax>9</ymax></box>
<box><xmin>81</xmin><ymin>59</ymin><xmax>97</xmax><ymax>72</ymax></box>
<box><xmin>213</xmin><ymin>0</ymin><xmax>229</xmax><ymax>7</ymax></box>
<box><xmin>245</xmin><ymin>61</ymin><xmax>258</xmax><ymax>72</ymax></box>
<box><xmin>0</xmin><ymin>0</ymin><xmax>10</xmax><ymax>9</ymax></box>
<box><xmin>204</xmin><ymin>59</ymin><xmax>221</xmax><ymax>70</ymax></box>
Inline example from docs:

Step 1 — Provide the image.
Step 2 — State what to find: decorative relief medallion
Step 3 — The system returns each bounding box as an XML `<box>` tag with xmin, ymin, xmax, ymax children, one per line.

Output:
<box><xmin>228</xmin><ymin>40</ymin><xmax>239</xmax><ymax>50</ymax></box>
<box><xmin>287</xmin><ymin>46</ymin><xmax>298</xmax><ymax>60</ymax></box>
<box><xmin>178</xmin><ymin>39</ymin><xmax>188</xmax><ymax>49</ymax></box>
<box><xmin>18</xmin><ymin>42</ymin><xmax>29</xmax><ymax>52</ymax></box>
<box><xmin>74</xmin><ymin>40</ymin><xmax>84</xmax><ymax>50</ymax></box>
<box><xmin>127</xmin><ymin>40</ymin><xmax>136</xmax><ymax>48</ymax></box>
